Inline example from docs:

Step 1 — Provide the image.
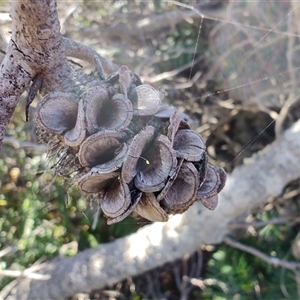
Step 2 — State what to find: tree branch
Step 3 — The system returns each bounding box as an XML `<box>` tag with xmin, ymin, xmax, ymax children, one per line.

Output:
<box><xmin>0</xmin><ymin>0</ymin><xmax>64</xmax><ymax>149</ymax></box>
<box><xmin>224</xmin><ymin>236</ymin><xmax>300</xmax><ymax>272</ymax></box>
<box><xmin>62</xmin><ymin>37</ymin><xmax>118</xmax><ymax>75</ymax></box>
<box><xmin>1</xmin><ymin>120</ymin><xmax>300</xmax><ymax>299</ymax></box>
<box><xmin>0</xmin><ymin>0</ymin><xmax>116</xmax><ymax>150</ymax></box>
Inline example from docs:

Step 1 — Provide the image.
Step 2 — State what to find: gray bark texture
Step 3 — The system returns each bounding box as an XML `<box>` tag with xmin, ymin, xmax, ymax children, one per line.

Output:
<box><xmin>1</xmin><ymin>0</ymin><xmax>300</xmax><ymax>299</ymax></box>
<box><xmin>0</xmin><ymin>0</ymin><xmax>66</xmax><ymax>149</ymax></box>
<box><xmin>0</xmin><ymin>0</ymin><xmax>117</xmax><ymax>149</ymax></box>
<box><xmin>1</xmin><ymin>120</ymin><xmax>299</xmax><ymax>299</ymax></box>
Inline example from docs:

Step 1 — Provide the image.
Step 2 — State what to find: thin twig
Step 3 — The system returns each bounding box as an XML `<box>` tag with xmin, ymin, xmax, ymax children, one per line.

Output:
<box><xmin>228</xmin><ymin>216</ymin><xmax>296</xmax><ymax>229</ymax></box>
<box><xmin>0</xmin><ymin>269</ymin><xmax>50</xmax><ymax>280</ymax></box>
<box><xmin>275</xmin><ymin>5</ymin><xmax>299</xmax><ymax>138</ymax></box>
<box><xmin>191</xmin><ymin>277</ymin><xmax>229</xmax><ymax>292</ymax></box>
<box><xmin>284</xmin><ymin>188</ymin><xmax>300</xmax><ymax>200</ymax></box>
<box><xmin>295</xmin><ymin>270</ymin><xmax>300</xmax><ymax>299</ymax></box>
<box><xmin>0</xmin><ymin>245</ymin><xmax>17</xmax><ymax>258</ymax></box>
<box><xmin>62</xmin><ymin>37</ymin><xmax>118</xmax><ymax>74</ymax></box>
<box><xmin>143</xmin><ymin>56</ymin><xmax>202</xmax><ymax>83</ymax></box>
<box><xmin>280</xmin><ymin>267</ymin><xmax>290</xmax><ymax>298</ymax></box>
<box><xmin>167</xmin><ymin>71</ymin><xmax>202</xmax><ymax>90</ymax></box>
<box><xmin>172</xmin><ymin>250</ymin><xmax>204</xmax><ymax>300</ymax></box>
<box><xmin>224</xmin><ymin>236</ymin><xmax>300</xmax><ymax>272</ymax></box>
<box><xmin>3</xmin><ymin>136</ymin><xmax>47</xmax><ymax>153</ymax></box>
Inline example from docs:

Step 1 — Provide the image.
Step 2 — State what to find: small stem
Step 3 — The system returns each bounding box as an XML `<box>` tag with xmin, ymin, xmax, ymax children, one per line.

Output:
<box><xmin>62</xmin><ymin>37</ymin><xmax>118</xmax><ymax>74</ymax></box>
<box><xmin>224</xmin><ymin>236</ymin><xmax>300</xmax><ymax>272</ymax></box>
<box><xmin>139</xmin><ymin>156</ymin><xmax>150</xmax><ymax>165</ymax></box>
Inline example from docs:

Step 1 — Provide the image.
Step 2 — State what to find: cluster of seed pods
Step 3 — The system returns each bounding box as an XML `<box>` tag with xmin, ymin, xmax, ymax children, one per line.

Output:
<box><xmin>35</xmin><ymin>65</ymin><xmax>227</xmax><ymax>224</ymax></box>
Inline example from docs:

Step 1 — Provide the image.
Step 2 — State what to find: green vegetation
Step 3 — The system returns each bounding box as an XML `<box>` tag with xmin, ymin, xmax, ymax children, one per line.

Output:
<box><xmin>0</xmin><ymin>105</ymin><xmax>139</xmax><ymax>290</ymax></box>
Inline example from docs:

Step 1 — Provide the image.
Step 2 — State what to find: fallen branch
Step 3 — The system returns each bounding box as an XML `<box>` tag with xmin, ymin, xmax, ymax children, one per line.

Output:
<box><xmin>1</xmin><ymin>120</ymin><xmax>300</xmax><ymax>299</ymax></box>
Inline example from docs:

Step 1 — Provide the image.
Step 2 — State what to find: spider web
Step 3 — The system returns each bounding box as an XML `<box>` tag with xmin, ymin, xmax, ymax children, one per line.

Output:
<box><xmin>112</xmin><ymin>0</ymin><xmax>300</xmax><ymax>225</ymax></box>
<box><xmin>167</xmin><ymin>0</ymin><xmax>300</xmax><ymax>166</ymax></box>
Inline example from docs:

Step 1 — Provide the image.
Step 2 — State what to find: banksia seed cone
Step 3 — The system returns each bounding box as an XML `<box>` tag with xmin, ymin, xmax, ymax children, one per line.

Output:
<box><xmin>35</xmin><ymin>65</ymin><xmax>227</xmax><ymax>224</ymax></box>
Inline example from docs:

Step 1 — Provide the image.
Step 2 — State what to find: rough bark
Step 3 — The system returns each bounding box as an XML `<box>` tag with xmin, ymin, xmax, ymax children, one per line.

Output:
<box><xmin>0</xmin><ymin>0</ymin><xmax>66</xmax><ymax>149</ymax></box>
<box><xmin>1</xmin><ymin>119</ymin><xmax>299</xmax><ymax>300</ymax></box>
<box><xmin>0</xmin><ymin>0</ymin><xmax>117</xmax><ymax>150</ymax></box>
